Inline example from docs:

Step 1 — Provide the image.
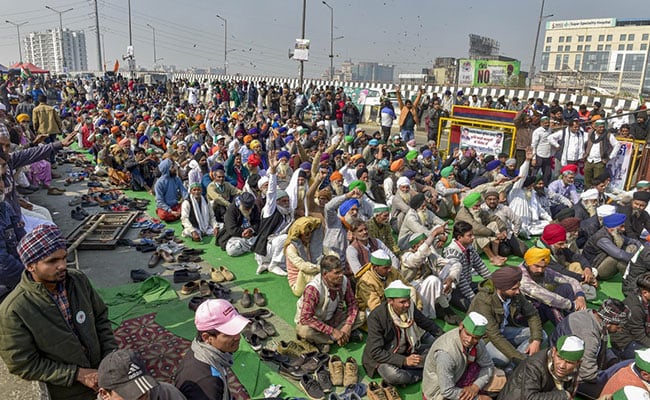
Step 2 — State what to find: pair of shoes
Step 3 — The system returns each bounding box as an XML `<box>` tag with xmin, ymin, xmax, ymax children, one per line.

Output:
<box><xmin>68</xmin><ymin>196</ymin><xmax>82</xmax><ymax>206</ymax></box>
<box><xmin>135</xmin><ymin>243</ymin><xmax>157</xmax><ymax>253</ymax></box>
<box><xmin>182</xmin><ymin>280</ymin><xmax>210</xmax><ymax>296</ymax></box>
<box><xmin>210</xmin><ymin>266</ymin><xmax>235</xmax><ymax>282</ymax></box>
<box><xmin>367</xmin><ymin>382</ymin><xmax>388</xmax><ymax>400</ymax></box>
<box><xmin>71</xmin><ymin>206</ymin><xmax>89</xmax><ymax>221</ymax></box>
<box><xmin>241</xmin><ymin>327</ymin><xmax>263</xmax><ymax>351</ymax></box>
<box><xmin>253</xmin><ymin>316</ymin><xmax>277</xmax><ymax>336</ymax></box>
<box><xmin>314</xmin><ymin>364</ymin><xmax>333</xmax><ymax>393</ymax></box>
<box><xmin>47</xmin><ymin>187</ymin><xmax>65</xmax><ymax>195</ymax></box>
<box><xmin>239</xmin><ymin>308</ymin><xmax>273</xmax><ymax>319</ymax></box>
<box><xmin>280</xmin><ymin>362</ymin><xmax>307</xmax><ymax>381</ymax></box>
<box><xmin>240</xmin><ymin>288</ymin><xmax>266</xmax><ymax>307</ymax></box>
<box><xmin>268</xmin><ymin>264</ymin><xmax>288</xmax><ymax>276</ymax></box>
<box><xmin>277</xmin><ymin>340</ymin><xmax>310</xmax><ymax>359</ymax></box>
<box><xmin>296</xmin><ymin>352</ymin><xmax>330</xmax><ymax>373</ymax></box>
<box><xmin>301</xmin><ymin>374</ymin><xmax>326</xmax><ymax>400</ymax></box>
<box><xmin>148</xmin><ymin>251</ymin><xmax>161</xmax><ymax>268</ymax></box>
<box><xmin>259</xmin><ymin>349</ymin><xmax>289</xmax><ymax>364</ymax></box>
<box><xmin>240</xmin><ymin>289</ymin><xmax>253</xmax><ymax>308</ymax></box>
<box><xmin>342</xmin><ymin>383</ymin><xmax>367</xmax><ymax>399</ymax></box>
<box><xmin>177</xmin><ymin>254</ymin><xmax>202</xmax><ymax>263</ymax></box>
<box><xmin>329</xmin><ymin>355</ymin><xmax>344</xmax><ymax>386</ymax></box>
<box><xmin>130</xmin><ymin>269</ymin><xmax>151</xmax><ymax>283</ymax></box>
<box><xmin>188</xmin><ymin>296</ymin><xmax>208</xmax><ymax>312</ymax></box>
<box><xmin>380</xmin><ymin>381</ymin><xmax>401</xmax><ymax>400</ymax></box>
<box><xmin>208</xmin><ymin>282</ymin><xmax>231</xmax><ymax>300</ymax></box>
<box><xmin>173</xmin><ymin>269</ymin><xmax>201</xmax><ymax>283</ymax></box>
<box><xmin>250</xmin><ymin>319</ymin><xmax>270</xmax><ymax>340</ymax></box>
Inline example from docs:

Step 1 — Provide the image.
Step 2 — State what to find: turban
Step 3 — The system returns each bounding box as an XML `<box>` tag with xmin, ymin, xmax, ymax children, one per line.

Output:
<box><xmin>597</xmin><ymin>204</ymin><xmax>616</xmax><ymax>218</ymax></box>
<box><xmin>410</xmin><ymin>193</ymin><xmax>426</xmax><ymax>209</ymax></box>
<box><xmin>463</xmin><ymin>312</ymin><xmax>488</xmax><ymax>337</ymax></box>
<box><xmin>370</xmin><ymin>249</ymin><xmax>391</xmax><ymax>266</ymax></box>
<box><xmin>276</xmin><ymin>189</ymin><xmax>289</xmax><ymax>200</ymax></box>
<box><xmin>558</xmin><ymin>217</ymin><xmax>580</xmax><ymax>233</ymax></box>
<box><xmin>16</xmin><ymin>113</ymin><xmax>30</xmax><ymax>123</ymax></box>
<box><xmin>633</xmin><ymin>191</ymin><xmax>650</xmax><ymax>203</ymax></box>
<box><xmin>637</xmin><ymin>180</ymin><xmax>650</xmax><ymax>189</ymax></box>
<box><xmin>440</xmin><ymin>166</ymin><xmax>454</xmax><ymax>178</ymax></box>
<box><xmin>110</xmin><ymin>126</ymin><xmax>120</xmax><ymax>134</ymax></box>
<box><xmin>210</xmin><ymin>162</ymin><xmax>224</xmax><ymax>172</ymax></box>
<box><xmin>177</xmin><ymin>140</ymin><xmax>187</xmax><ymax>148</ymax></box>
<box><xmin>243</xmin><ymin>135</ymin><xmax>253</xmax><ymax>144</ymax></box>
<box><xmin>396</xmin><ymin>176</ymin><xmax>410</xmax><ymax>187</ymax></box>
<box><xmin>486</xmin><ymin>159</ymin><xmax>501</xmax><ymax>171</ymax></box>
<box><xmin>505</xmin><ymin>158</ymin><xmax>517</xmax><ymax>166</ymax></box>
<box><xmin>247</xmin><ymin>154</ymin><xmax>261</xmax><ymax>167</ymax></box>
<box><xmin>18</xmin><ymin>224</ymin><xmax>67</xmax><ymax>266</ymax></box>
<box><xmin>257</xmin><ymin>176</ymin><xmax>269</xmax><ymax>189</ymax></box>
<box><xmin>491</xmin><ymin>267</ymin><xmax>522</xmax><ymax>290</ymax></box>
<box><xmin>239</xmin><ymin>192</ymin><xmax>256</xmax><ymax>209</ymax></box>
<box><xmin>344</xmin><ymin>135</ymin><xmax>354</xmax><ymax>144</ymax></box>
<box><xmin>339</xmin><ymin>199</ymin><xmax>359</xmax><ymax>216</ymax></box>
<box><xmin>390</xmin><ymin>159</ymin><xmax>404</xmax><ymax>172</ymax></box>
<box><xmin>402</xmin><ymin>170</ymin><xmax>416</xmax><ymax>180</ymax></box>
<box><xmin>554</xmin><ymin>207</ymin><xmax>575</xmax><ymax>221</ymax></box>
<box><xmin>384</xmin><ymin>280</ymin><xmax>411</xmax><ymax>299</ymax></box>
<box><xmin>330</xmin><ymin>171</ymin><xmax>343</xmax><ymax>182</ymax></box>
<box><xmin>541</xmin><ymin>224</ymin><xmax>566</xmax><ymax>245</ymax></box>
<box><xmin>560</xmin><ymin>164</ymin><xmax>578</xmax><ymax>175</ymax></box>
<box><xmin>470</xmin><ymin>177</ymin><xmax>488</xmax><ymax>188</ymax></box>
<box><xmin>190</xmin><ymin>142</ymin><xmax>201</xmax><ymax>155</ymax></box>
<box><xmin>320</xmin><ymin>153</ymin><xmax>330</xmax><ymax>162</ymax></box>
<box><xmin>299</xmin><ymin>162</ymin><xmax>311</xmax><ymax>171</ymax></box>
<box><xmin>597</xmin><ymin>299</ymin><xmax>630</xmax><ymax>325</ymax></box>
<box><xmin>580</xmin><ymin>189</ymin><xmax>598</xmax><ymax>201</ymax></box>
<box><xmin>348</xmin><ymin>180</ymin><xmax>367</xmax><ymax>194</ymax></box>
<box><xmin>405</xmin><ymin>150</ymin><xmax>418</xmax><ymax>161</ymax></box>
<box><xmin>138</xmin><ymin>135</ymin><xmax>149</xmax><ymax>145</ymax></box>
<box><xmin>277</xmin><ymin>151</ymin><xmax>290</xmax><ymax>161</ymax></box>
<box><xmin>118</xmin><ymin>138</ymin><xmax>131</xmax><ymax>148</ymax></box>
<box><xmin>556</xmin><ymin>336</ymin><xmax>585</xmax><ymax>362</ymax></box>
<box><xmin>422</xmin><ymin>150</ymin><xmax>432</xmax><ymax>158</ymax></box>
<box><xmin>250</xmin><ymin>140</ymin><xmax>261</xmax><ymax>149</ymax></box>
<box><xmin>524</xmin><ymin>247</ymin><xmax>551</xmax><ymax>266</ymax></box>
<box><xmin>463</xmin><ymin>192</ymin><xmax>482</xmax><ymax>208</ymax></box>
<box><xmin>378</xmin><ymin>159</ymin><xmax>390</xmax><ymax>170</ymax></box>
<box><xmin>369</xmin><ymin>139</ymin><xmax>379</xmax><ymax>146</ymax></box>
<box><xmin>603</xmin><ymin>213</ymin><xmax>626</xmax><ymax>228</ymax></box>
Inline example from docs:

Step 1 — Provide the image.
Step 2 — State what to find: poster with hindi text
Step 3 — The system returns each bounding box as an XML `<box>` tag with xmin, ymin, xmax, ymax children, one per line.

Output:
<box><xmin>458</xmin><ymin>126</ymin><xmax>504</xmax><ymax>156</ymax></box>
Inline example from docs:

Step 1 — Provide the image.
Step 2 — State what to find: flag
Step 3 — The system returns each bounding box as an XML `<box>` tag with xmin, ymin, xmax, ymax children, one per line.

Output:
<box><xmin>113</xmin><ymin>60</ymin><xmax>119</xmax><ymax>73</ymax></box>
<box><xmin>20</xmin><ymin>66</ymin><xmax>32</xmax><ymax>79</ymax></box>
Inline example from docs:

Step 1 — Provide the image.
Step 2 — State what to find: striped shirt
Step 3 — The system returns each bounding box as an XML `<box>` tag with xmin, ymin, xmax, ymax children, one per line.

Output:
<box><xmin>443</xmin><ymin>240</ymin><xmax>491</xmax><ymax>302</ymax></box>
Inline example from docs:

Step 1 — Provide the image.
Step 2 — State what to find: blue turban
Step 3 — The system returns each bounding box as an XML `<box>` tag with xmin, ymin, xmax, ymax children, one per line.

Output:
<box><xmin>402</xmin><ymin>170</ymin><xmax>417</xmax><ymax>180</ymax></box>
<box><xmin>138</xmin><ymin>135</ymin><xmax>149</xmax><ymax>145</ymax></box>
<box><xmin>486</xmin><ymin>159</ymin><xmax>501</xmax><ymax>171</ymax></box>
<box><xmin>339</xmin><ymin>199</ymin><xmax>359</xmax><ymax>216</ymax></box>
<box><xmin>277</xmin><ymin>151</ymin><xmax>291</xmax><ymax>160</ymax></box>
<box><xmin>603</xmin><ymin>213</ymin><xmax>626</xmax><ymax>228</ymax></box>
<box><xmin>189</xmin><ymin>142</ymin><xmax>201</xmax><ymax>155</ymax></box>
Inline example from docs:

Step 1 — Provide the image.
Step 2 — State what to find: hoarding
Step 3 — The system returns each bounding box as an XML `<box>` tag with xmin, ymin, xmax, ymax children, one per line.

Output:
<box><xmin>546</xmin><ymin>18</ymin><xmax>616</xmax><ymax>30</ymax></box>
<box><xmin>457</xmin><ymin>59</ymin><xmax>520</xmax><ymax>87</ymax></box>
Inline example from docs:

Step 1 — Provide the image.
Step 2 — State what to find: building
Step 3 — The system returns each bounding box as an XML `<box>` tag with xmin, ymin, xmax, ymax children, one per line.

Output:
<box><xmin>24</xmin><ymin>28</ymin><xmax>88</xmax><ymax>74</ymax></box>
<box><xmin>339</xmin><ymin>61</ymin><xmax>394</xmax><ymax>82</ymax></box>
<box><xmin>539</xmin><ymin>18</ymin><xmax>650</xmax><ymax>96</ymax></box>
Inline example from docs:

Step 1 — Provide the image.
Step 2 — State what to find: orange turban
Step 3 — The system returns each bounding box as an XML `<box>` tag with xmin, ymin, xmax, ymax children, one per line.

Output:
<box><xmin>524</xmin><ymin>248</ymin><xmax>551</xmax><ymax>266</ymax></box>
<box><xmin>390</xmin><ymin>159</ymin><xmax>404</xmax><ymax>172</ymax></box>
<box><xmin>330</xmin><ymin>171</ymin><xmax>343</xmax><ymax>182</ymax></box>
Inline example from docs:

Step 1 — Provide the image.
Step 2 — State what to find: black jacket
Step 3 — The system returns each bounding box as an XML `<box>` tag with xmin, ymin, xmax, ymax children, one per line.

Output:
<box><xmin>622</xmin><ymin>246</ymin><xmax>650</xmax><ymax>297</ymax></box>
<box><xmin>611</xmin><ymin>292</ymin><xmax>650</xmax><ymax>351</ymax></box>
<box><xmin>175</xmin><ymin>348</ymin><xmax>226</xmax><ymax>400</ymax></box>
<box><xmin>216</xmin><ymin>201</ymin><xmax>261</xmax><ymax>250</ymax></box>
<box><xmin>362</xmin><ymin>301</ymin><xmax>441</xmax><ymax>378</ymax></box>
<box><xmin>497</xmin><ymin>349</ymin><xmax>578</xmax><ymax>400</ymax></box>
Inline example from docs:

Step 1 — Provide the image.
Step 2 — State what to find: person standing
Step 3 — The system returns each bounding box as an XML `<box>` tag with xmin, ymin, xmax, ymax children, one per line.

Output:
<box><xmin>395</xmin><ymin>86</ymin><xmax>424</xmax><ymax>143</ymax></box>
<box><xmin>0</xmin><ymin>224</ymin><xmax>117</xmax><ymax>400</ymax></box>
<box><xmin>531</xmin><ymin>116</ymin><xmax>553</xmax><ymax>185</ymax></box>
<box><xmin>584</xmin><ymin>119</ymin><xmax>620</xmax><ymax>188</ymax></box>
<box><xmin>32</xmin><ymin>94</ymin><xmax>63</xmax><ymax>149</ymax></box>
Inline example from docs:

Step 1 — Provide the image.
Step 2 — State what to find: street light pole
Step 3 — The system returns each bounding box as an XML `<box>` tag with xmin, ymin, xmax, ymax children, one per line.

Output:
<box><xmin>146</xmin><ymin>23</ymin><xmax>156</xmax><ymax>68</ymax></box>
<box><xmin>529</xmin><ymin>0</ymin><xmax>553</xmax><ymax>88</ymax></box>
<box><xmin>45</xmin><ymin>6</ymin><xmax>73</xmax><ymax>72</ymax></box>
<box><xmin>322</xmin><ymin>1</ymin><xmax>334</xmax><ymax>80</ymax></box>
<box><xmin>216</xmin><ymin>15</ymin><xmax>227</xmax><ymax>76</ymax></box>
<box><xmin>5</xmin><ymin>20</ymin><xmax>28</xmax><ymax>63</ymax></box>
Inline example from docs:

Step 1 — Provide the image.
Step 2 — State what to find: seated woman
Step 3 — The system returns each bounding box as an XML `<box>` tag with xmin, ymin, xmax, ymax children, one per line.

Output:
<box><xmin>284</xmin><ymin>216</ymin><xmax>324</xmax><ymax>296</ymax></box>
<box><xmin>175</xmin><ymin>299</ymin><xmax>251</xmax><ymax>400</ymax></box>
<box><xmin>181</xmin><ymin>181</ymin><xmax>218</xmax><ymax>242</ymax></box>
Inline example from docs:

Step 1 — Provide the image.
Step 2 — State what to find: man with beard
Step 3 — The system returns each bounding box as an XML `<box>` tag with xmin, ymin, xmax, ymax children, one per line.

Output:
<box><xmin>496</xmin><ymin>158</ymin><xmax>519</xmax><ymax>181</ymax></box>
<box><xmin>456</xmin><ymin>192</ymin><xmax>507</xmax><ymax>266</ymax></box>
<box><xmin>125</xmin><ymin>147</ymin><xmax>157</xmax><ymax>193</ymax></box>
<box><xmin>368</xmin><ymin>158</ymin><xmax>389</xmax><ymax>205</ymax></box>
<box><xmin>518</xmin><ymin>247</ymin><xmax>587</xmax><ymax>325</ymax></box>
<box><xmin>287</xmin><ymin>168</ymin><xmax>310</xmax><ymax>218</ymax></box>
<box><xmin>275</xmin><ymin>150</ymin><xmax>293</xmax><ymax>190</ymax></box>
<box><xmin>497</xmin><ymin>336</ymin><xmax>584</xmax><ymax>400</ymax></box>
<box><xmin>367</xmin><ymin>204</ymin><xmax>400</xmax><ymax>256</ymax></box>
<box><xmin>346</xmin><ymin>219</ymin><xmax>399</xmax><ymax>276</ymax></box>
<box><xmin>481</xmin><ymin>191</ymin><xmax>528</xmax><ymax>258</ymax></box>
<box><xmin>216</xmin><ymin>192</ymin><xmax>261</xmax><ymax>256</ymax></box>
<box><xmin>0</xmin><ymin>225</ymin><xmax>117</xmax><ymax>400</ymax></box>
<box><xmin>548</xmin><ymin>164</ymin><xmax>580</xmax><ymax>207</ymax></box>
<box><xmin>206</xmin><ymin>164</ymin><xmax>241</xmax><ymax>223</ymax></box>
<box><xmin>295</xmin><ymin>255</ymin><xmax>363</xmax><ymax>353</ymax></box>
<box><xmin>323</xmin><ymin>182</ymin><xmax>366</xmax><ymax>267</ymax></box>
<box><xmin>398</xmin><ymin>192</ymin><xmax>447</xmax><ymax>251</ymax></box>
<box><xmin>435</xmin><ymin>166</ymin><xmax>467</xmax><ymax>219</ymax></box>
<box><xmin>621</xmin><ymin>191</ymin><xmax>650</xmax><ymax>241</ymax></box>
<box><xmin>154</xmin><ymin>158</ymin><xmax>188</xmax><ymax>222</ymax></box>
<box><xmin>583</xmin><ymin>213</ymin><xmax>642</xmax><ymax>280</ymax></box>
<box><xmin>329</xmin><ymin>170</ymin><xmax>345</xmax><ymax>196</ymax></box>
<box><xmin>584</xmin><ymin>119</ymin><xmax>620</xmax><ymax>188</ymax></box>
<box><xmin>181</xmin><ymin>181</ymin><xmax>218</xmax><ymax>242</ymax></box>
<box><xmin>612</xmin><ymin>273</ymin><xmax>650</xmax><ymax>361</ymax></box>
<box><xmin>390</xmin><ymin>176</ymin><xmax>415</xmax><ymax>231</ymax></box>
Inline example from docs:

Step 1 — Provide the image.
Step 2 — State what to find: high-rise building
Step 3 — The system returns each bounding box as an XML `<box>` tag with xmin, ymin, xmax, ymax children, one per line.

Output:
<box><xmin>539</xmin><ymin>18</ymin><xmax>650</xmax><ymax>95</ymax></box>
<box><xmin>24</xmin><ymin>28</ymin><xmax>88</xmax><ymax>73</ymax></box>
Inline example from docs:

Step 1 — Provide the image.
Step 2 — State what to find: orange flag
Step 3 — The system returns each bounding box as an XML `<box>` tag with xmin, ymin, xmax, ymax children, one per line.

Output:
<box><xmin>113</xmin><ymin>60</ymin><xmax>120</xmax><ymax>73</ymax></box>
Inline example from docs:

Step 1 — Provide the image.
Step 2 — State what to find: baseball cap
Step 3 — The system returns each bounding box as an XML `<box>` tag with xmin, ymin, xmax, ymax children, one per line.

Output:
<box><xmin>195</xmin><ymin>299</ymin><xmax>250</xmax><ymax>335</ymax></box>
<box><xmin>98</xmin><ymin>350</ymin><xmax>158</xmax><ymax>400</ymax></box>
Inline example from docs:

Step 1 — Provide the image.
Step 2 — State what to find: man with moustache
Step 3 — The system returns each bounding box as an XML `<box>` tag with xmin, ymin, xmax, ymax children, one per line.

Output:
<box><xmin>323</xmin><ymin>181</ymin><xmax>367</xmax><ymax>266</ymax></box>
<box><xmin>367</xmin><ymin>204</ymin><xmax>401</xmax><ymax>256</ymax></box>
<box><xmin>574</xmin><ymin>189</ymin><xmax>599</xmax><ymax>221</ymax></box>
<box><xmin>0</xmin><ymin>224</ymin><xmax>117</xmax><ymax>400</ymax></box>
<box><xmin>620</xmin><ymin>191</ymin><xmax>650</xmax><ymax>241</ymax></box>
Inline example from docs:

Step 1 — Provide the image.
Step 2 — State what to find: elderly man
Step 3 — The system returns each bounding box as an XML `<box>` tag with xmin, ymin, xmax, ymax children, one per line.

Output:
<box><xmin>620</xmin><ymin>191</ymin><xmax>650</xmax><ymax>241</ymax></box>
<box><xmin>601</xmin><ymin>349</ymin><xmax>650</xmax><ymax>397</ymax></box>
<box><xmin>423</xmin><ymin>312</ymin><xmax>502</xmax><ymax>400</ymax></box>
<box><xmin>551</xmin><ymin>298</ymin><xmax>631</xmax><ymax>399</ymax></box>
<box><xmin>323</xmin><ymin>182</ymin><xmax>368</xmax><ymax>266</ymax></box>
<box><xmin>154</xmin><ymin>158</ymin><xmax>188</xmax><ymax>222</ymax></box>
<box><xmin>583</xmin><ymin>213</ymin><xmax>642</xmax><ymax>280</ymax></box>
<box><xmin>215</xmin><ymin>192</ymin><xmax>260</xmax><ymax>256</ymax></box>
<box><xmin>346</xmin><ymin>219</ymin><xmax>399</xmax><ymax>276</ymax></box>
<box><xmin>206</xmin><ymin>164</ymin><xmax>241</xmax><ymax>223</ymax></box>
<box><xmin>362</xmin><ymin>280</ymin><xmax>444</xmax><ymax>386</ymax></box>
<box><xmin>584</xmin><ymin>119</ymin><xmax>620</xmax><ymax>188</ymax></box>
<box><xmin>468</xmin><ymin>267</ymin><xmax>544</xmax><ymax>371</ymax></box>
<box><xmin>0</xmin><ymin>225</ymin><xmax>117</xmax><ymax>400</ymax></box>
<box><xmin>612</xmin><ymin>272</ymin><xmax>650</xmax><ymax>360</ymax></box>
<box><xmin>622</xmin><ymin>246</ymin><xmax>650</xmax><ymax>297</ymax></box>
<box><xmin>456</xmin><ymin>192</ymin><xmax>507</xmax><ymax>266</ymax></box>
<box><xmin>398</xmin><ymin>192</ymin><xmax>447</xmax><ymax>251</ymax></box>
<box><xmin>401</xmin><ymin>232</ymin><xmax>462</xmax><ymax>324</ymax></box>
<box><xmin>435</xmin><ymin>165</ymin><xmax>467</xmax><ymax>218</ymax></box>
<box><xmin>498</xmin><ymin>336</ymin><xmax>584</xmax><ymax>400</ymax></box>
<box><xmin>548</xmin><ymin>164</ymin><xmax>580</xmax><ymax>207</ymax></box>
<box><xmin>518</xmin><ymin>247</ymin><xmax>587</xmax><ymax>325</ymax></box>
<box><xmin>367</xmin><ymin>204</ymin><xmax>400</xmax><ymax>256</ymax></box>
<box><xmin>480</xmin><ymin>190</ymin><xmax>528</xmax><ymax>257</ymax></box>
<box><xmin>181</xmin><ymin>181</ymin><xmax>218</xmax><ymax>242</ymax></box>
<box><xmin>295</xmin><ymin>255</ymin><xmax>364</xmax><ymax>353</ymax></box>
<box><xmin>575</xmin><ymin>188</ymin><xmax>599</xmax><ymax>221</ymax></box>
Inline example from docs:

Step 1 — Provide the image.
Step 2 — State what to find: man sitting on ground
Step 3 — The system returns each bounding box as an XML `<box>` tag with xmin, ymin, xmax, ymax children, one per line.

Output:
<box><xmin>154</xmin><ymin>158</ymin><xmax>187</xmax><ymax>222</ymax></box>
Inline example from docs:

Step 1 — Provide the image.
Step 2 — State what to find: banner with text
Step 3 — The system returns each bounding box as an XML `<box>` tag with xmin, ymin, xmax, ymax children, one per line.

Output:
<box><xmin>607</xmin><ymin>141</ymin><xmax>634</xmax><ymax>191</ymax></box>
<box><xmin>458</xmin><ymin>59</ymin><xmax>521</xmax><ymax>87</ymax></box>
<box><xmin>459</xmin><ymin>126</ymin><xmax>504</xmax><ymax>156</ymax></box>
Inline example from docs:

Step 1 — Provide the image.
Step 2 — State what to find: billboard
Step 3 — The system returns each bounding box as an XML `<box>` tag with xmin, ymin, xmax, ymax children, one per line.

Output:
<box><xmin>546</xmin><ymin>18</ymin><xmax>616</xmax><ymax>30</ymax></box>
<box><xmin>457</xmin><ymin>59</ymin><xmax>520</xmax><ymax>87</ymax></box>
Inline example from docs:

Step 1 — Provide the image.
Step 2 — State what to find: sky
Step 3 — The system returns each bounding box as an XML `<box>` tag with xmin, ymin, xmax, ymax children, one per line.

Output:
<box><xmin>0</xmin><ymin>0</ymin><xmax>647</xmax><ymax>79</ymax></box>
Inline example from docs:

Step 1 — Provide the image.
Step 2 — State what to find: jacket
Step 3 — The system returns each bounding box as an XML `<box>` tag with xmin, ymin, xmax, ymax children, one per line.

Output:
<box><xmin>422</xmin><ymin>328</ymin><xmax>494</xmax><ymax>400</ymax></box>
<box><xmin>0</xmin><ymin>202</ymin><xmax>25</xmax><ymax>291</ymax></box>
<box><xmin>155</xmin><ymin>159</ymin><xmax>188</xmax><ymax>211</ymax></box>
<box><xmin>215</xmin><ymin>199</ymin><xmax>261</xmax><ymax>250</ymax></box>
<box><xmin>467</xmin><ymin>278</ymin><xmax>543</xmax><ymax>363</ymax></box>
<box><xmin>355</xmin><ymin>267</ymin><xmax>421</xmax><ymax>313</ymax></box>
<box><xmin>32</xmin><ymin>102</ymin><xmax>63</xmax><ymax>135</ymax></box>
<box><xmin>497</xmin><ymin>349</ymin><xmax>578</xmax><ymax>400</ymax></box>
<box><xmin>611</xmin><ymin>294</ymin><xmax>650</xmax><ymax>351</ymax></box>
<box><xmin>362</xmin><ymin>301</ymin><xmax>441</xmax><ymax>378</ymax></box>
<box><xmin>518</xmin><ymin>262</ymin><xmax>584</xmax><ymax>312</ymax></box>
<box><xmin>175</xmin><ymin>348</ymin><xmax>229</xmax><ymax>400</ymax></box>
<box><xmin>0</xmin><ymin>269</ymin><xmax>117</xmax><ymax>400</ymax></box>
<box><xmin>396</xmin><ymin>90</ymin><xmax>423</xmax><ymax>128</ymax></box>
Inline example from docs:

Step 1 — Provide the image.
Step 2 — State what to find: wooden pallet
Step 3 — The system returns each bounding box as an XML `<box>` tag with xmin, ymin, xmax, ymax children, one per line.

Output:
<box><xmin>66</xmin><ymin>211</ymin><xmax>140</xmax><ymax>250</ymax></box>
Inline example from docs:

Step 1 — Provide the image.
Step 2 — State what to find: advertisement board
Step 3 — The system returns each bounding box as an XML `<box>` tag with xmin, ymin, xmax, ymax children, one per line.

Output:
<box><xmin>457</xmin><ymin>59</ymin><xmax>520</xmax><ymax>87</ymax></box>
<box><xmin>458</xmin><ymin>126</ymin><xmax>505</xmax><ymax>156</ymax></box>
<box><xmin>293</xmin><ymin>39</ymin><xmax>310</xmax><ymax>61</ymax></box>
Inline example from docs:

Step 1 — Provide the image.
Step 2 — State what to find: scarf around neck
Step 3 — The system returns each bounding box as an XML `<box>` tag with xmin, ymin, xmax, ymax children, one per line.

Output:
<box><xmin>191</xmin><ymin>339</ymin><xmax>233</xmax><ymax>398</ymax></box>
<box><xmin>388</xmin><ymin>302</ymin><xmax>419</xmax><ymax>351</ymax></box>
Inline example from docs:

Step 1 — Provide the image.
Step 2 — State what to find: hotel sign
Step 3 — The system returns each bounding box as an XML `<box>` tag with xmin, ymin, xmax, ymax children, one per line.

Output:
<box><xmin>546</xmin><ymin>18</ymin><xmax>616</xmax><ymax>30</ymax></box>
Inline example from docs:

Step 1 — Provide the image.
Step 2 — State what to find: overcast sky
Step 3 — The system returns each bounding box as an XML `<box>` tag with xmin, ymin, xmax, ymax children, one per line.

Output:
<box><xmin>0</xmin><ymin>0</ymin><xmax>646</xmax><ymax>78</ymax></box>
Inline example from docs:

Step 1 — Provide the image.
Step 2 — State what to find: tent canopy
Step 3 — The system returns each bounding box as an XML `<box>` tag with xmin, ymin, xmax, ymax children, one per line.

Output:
<box><xmin>10</xmin><ymin>62</ymin><xmax>49</xmax><ymax>74</ymax></box>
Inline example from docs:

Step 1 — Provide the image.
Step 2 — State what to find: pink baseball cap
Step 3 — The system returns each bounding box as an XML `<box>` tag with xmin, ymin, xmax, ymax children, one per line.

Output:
<box><xmin>194</xmin><ymin>299</ymin><xmax>250</xmax><ymax>335</ymax></box>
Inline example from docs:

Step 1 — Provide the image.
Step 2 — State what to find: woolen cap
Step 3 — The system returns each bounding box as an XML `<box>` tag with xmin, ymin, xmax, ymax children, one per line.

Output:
<box><xmin>18</xmin><ymin>224</ymin><xmax>67</xmax><ymax>266</ymax></box>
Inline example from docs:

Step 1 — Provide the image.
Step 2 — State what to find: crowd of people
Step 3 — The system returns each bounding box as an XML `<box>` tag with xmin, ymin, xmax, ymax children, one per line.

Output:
<box><xmin>0</xmin><ymin>72</ymin><xmax>650</xmax><ymax>400</ymax></box>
